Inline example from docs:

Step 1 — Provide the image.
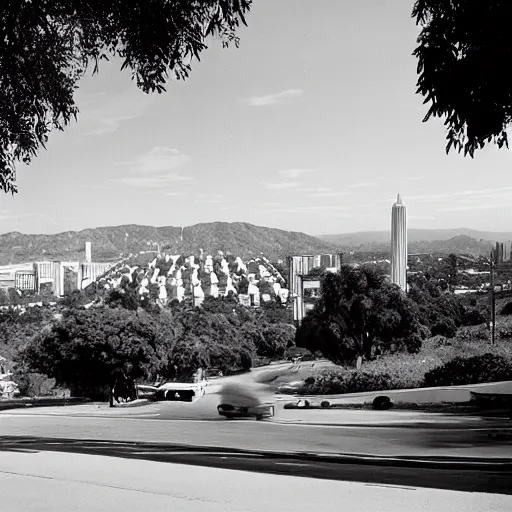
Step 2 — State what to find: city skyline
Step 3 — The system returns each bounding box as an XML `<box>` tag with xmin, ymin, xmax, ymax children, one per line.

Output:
<box><xmin>1</xmin><ymin>0</ymin><xmax>512</xmax><ymax>236</ymax></box>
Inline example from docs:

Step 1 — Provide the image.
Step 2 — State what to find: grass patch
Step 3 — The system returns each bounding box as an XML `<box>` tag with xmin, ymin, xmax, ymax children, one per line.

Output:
<box><xmin>292</xmin><ymin>329</ymin><xmax>512</xmax><ymax>395</ymax></box>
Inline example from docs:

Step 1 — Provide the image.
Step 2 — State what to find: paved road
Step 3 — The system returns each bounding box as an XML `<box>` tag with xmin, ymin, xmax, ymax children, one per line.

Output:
<box><xmin>1</xmin><ymin>436</ymin><xmax>511</xmax><ymax>495</ymax></box>
<box><xmin>1</xmin><ymin>407</ymin><xmax>511</xmax><ymax>460</ymax></box>
<box><xmin>3</xmin><ymin>452</ymin><xmax>511</xmax><ymax>512</ymax></box>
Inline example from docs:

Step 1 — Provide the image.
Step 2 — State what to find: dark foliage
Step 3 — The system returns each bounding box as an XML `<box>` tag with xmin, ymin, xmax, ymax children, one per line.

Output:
<box><xmin>431</xmin><ymin>318</ymin><xmax>458</xmax><ymax>339</ymax></box>
<box><xmin>0</xmin><ymin>1</ymin><xmax>252</xmax><ymax>193</ymax></box>
<box><xmin>424</xmin><ymin>353</ymin><xmax>512</xmax><ymax>387</ymax></box>
<box><xmin>301</xmin><ymin>369</ymin><xmax>394</xmax><ymax>396</ymax></box>
<box><xmin>413</xmin><ymin>1</ymin><xmax>512</xmax><ymax>157</ymax></box>
<box><xmin>501</xmin><ymin>301</ymin><xmax>512</xmax><ymax>316</ymax></box>
<box><xmin>296</xmin><ymin>266</ymin><xmax>424</xmax><ymax>364</ymax></box>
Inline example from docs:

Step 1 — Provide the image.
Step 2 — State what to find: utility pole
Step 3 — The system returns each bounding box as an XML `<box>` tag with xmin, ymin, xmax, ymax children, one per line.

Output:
<box><xmin>490</xmin><ymin>251</ymin><xmax>495</xmax><ymax>346</ymax></box>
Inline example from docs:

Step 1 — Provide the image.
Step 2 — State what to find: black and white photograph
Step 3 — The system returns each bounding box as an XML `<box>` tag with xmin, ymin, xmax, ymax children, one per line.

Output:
<box><xmin>1</xmin><ymin>1</ymin><xmax>512</xmax><ymax>510</ymax></box>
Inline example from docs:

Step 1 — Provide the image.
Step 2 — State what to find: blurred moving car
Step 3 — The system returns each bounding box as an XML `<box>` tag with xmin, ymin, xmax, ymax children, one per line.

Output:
<box><xmin>217</xmin><ymin>403</ymin><xmax>275</xmax><ymax>420</ymax></box>
<box><xmin>216</xmin><ymin>381</ymin><xmax>275</xmax><ymax>420</ymax></box>
<box><xmin>137</xmin><ymin>368</ymin><xmax>208</xmax><ymax>403</ymax></box>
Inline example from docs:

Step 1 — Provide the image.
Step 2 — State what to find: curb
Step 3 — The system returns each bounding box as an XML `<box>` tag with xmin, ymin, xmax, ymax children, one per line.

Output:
<box><xmin>0</xmin><ymin>398</ymin><xmax>90</xmax><ymax>411</ymax></box>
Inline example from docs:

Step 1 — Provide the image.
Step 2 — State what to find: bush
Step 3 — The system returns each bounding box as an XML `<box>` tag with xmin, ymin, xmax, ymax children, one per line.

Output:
<box><xmin>431</xmin><ymin>318</ymin><xmax>457</xmax><ymax>338</ymax></box>
<box><xmin>301</xmin><ymin>369</ymin><xmax>393</xmax><ymax>395</ymax></box>
<box><xmin>463</xmin><ymin>308</ymin><xmax>487</xmax><ymax>326</ymax></box>
<box><xmin>501</xmin><ymin>301</ymin><xmax>512</xmax><ymax>315</ymax></box>
<box><xmin>11</xmin><ymin>366</ymin><xmax>58</xmax><ymax>397</ymax></box>
<box><xmin>424</xmin><ymin>353</ymin><xmax>512</xmax><ymax>387</ymax></box>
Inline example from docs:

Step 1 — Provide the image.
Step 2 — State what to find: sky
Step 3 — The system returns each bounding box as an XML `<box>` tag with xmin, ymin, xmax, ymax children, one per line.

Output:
<box><xmin>1</xmin><ymin>0</ymin><xmax>512</xmax><ymax>236</ymax></box>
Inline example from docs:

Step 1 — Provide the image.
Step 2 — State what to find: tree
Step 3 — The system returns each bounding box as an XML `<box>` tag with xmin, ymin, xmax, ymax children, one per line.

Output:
<box><xmin>0</xmin><ymin>0</ymin><xmax>251</xmax><ymax>193</ymax></box>
<box><xmin>413</xmin><ymin>1</ymin><xmax>512</xmax><ymax>157</ymax></box>
<box><xmin>18</xmin><ymin>307</ymin><xmax>161</xmax><ymax>399</ymax></box>
<box><xmin>296</xmin><ymin>266</ymin><xmax>424</xmax><ymax>364</ymax></box>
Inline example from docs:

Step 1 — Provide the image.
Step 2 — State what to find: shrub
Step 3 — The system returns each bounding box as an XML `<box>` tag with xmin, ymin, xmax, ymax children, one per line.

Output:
<box><xmin>301</xmin><ymin>369</ymin><xmax>393</xmax><ymax>395</ymax></box>
<box><xmin>431</xmin><ymin>318</ymin><xmax>457</xmax><ymax>338</ymax></box>
<box><xmin>501</xmin><ymin>301</ymin><xmax>512</xmax><ymax>315</ymax></box>
<box><xmin>463</xmin><ymin>308</ymin><xmax>487</xmax><ymax>326</ymax></box>
<box><xmin>363</xmin><ymin>351</ymin><xmax>439</xmax><ymax>389</ymax></box>
<box><xmin>11</xmin><ymin>366</ymin><xmax>58</xmax><ymax>397</ymax></box>
<box><xmin>456</xmin><ymin>324</ymin><xmax>488</xmax><ymax>343</ymax></box>
<box><xmin>424</xmin><ymin>353</ymin><xmax>512</xmax><ymax>387</ymax></box>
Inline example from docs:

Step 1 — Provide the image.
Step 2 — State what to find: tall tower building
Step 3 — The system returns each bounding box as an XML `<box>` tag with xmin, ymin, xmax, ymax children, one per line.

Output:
<box><xmin>391</xmin><ymin>194</ymin><xmax>407</xmax><ymax>291</ymax></box>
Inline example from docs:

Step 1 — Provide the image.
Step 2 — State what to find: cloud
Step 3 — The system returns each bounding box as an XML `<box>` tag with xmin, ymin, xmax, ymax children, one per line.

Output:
<box><xmin>164</xmin><ymin>191</ymin><xmax>186</xmax><ymax>197</ymax></box>
<box><xmin>407</xmin><ymin>176</ymin><xmax>425</xmax><ymax>181</ymax></box>
<box><xmin>409</xmin><ymin>215</ymin><xmax>435</xmax><ymax>220</ymax></box>
<box><xmin>80</xmin><ymin>90</ymin><xmax>154</xmax><ymax>137</ymax></box>
<box><xmin>347</xmin><ymin>182</ymin><xmax>378</xmax><ymax>188</ymax></box>
<box><xmin>247</xmin><ymin>89</ymin><xmax>303</xmax><ymax>107</ymax></box>
<box><xmin>116</xmin><ymin>146</ymin><xmax>192</xmax><ymax>189</ymax></box>
<box><xmin>262</xmin><ymin>182</ymin><xmax>300</xmax><ymax>190</ymax></box>
<box><xmin>278</xmin><ymin>168</ymin><xmax>315</xmax><ymax>178</ymax></box>
<box><xmin>194</xmin><ymin>199</ymin><xmax>222</xmax><ymax>204</ymax></box>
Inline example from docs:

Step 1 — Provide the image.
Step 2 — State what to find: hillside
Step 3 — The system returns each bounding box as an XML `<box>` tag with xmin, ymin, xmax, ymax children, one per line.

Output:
<box><xmin>340</xmin><ymin>235</ymin><xmax>492</xmax><ymax>257</ymax></box>
<box><xmin>319</xmin><ymin>230</ymin><xmax>497</xmax><ymax>256</ymax></box>
<box><xmin>319</xmin><ymin>228</ymin><xmax>511</xmax><ymax>247</ymax></box>
<box><xmin>0</xmin><ymin>222</ymin><xmax>338</xmax><ymax>265</ymax></box>
<box><xmin>94</xmin><ymin>251</ymin><xmax>290</xmax><ymax>308</ymax></box>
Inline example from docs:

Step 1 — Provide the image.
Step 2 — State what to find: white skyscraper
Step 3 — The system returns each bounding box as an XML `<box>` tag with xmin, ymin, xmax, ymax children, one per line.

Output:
<box><xmin>391</xmin><ymin>194</ymin><xmax>407</xmax><ymax>292</ymax></box>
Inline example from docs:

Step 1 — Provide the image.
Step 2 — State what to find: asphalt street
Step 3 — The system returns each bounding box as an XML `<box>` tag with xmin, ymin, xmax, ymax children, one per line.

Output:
<box><xmin>1</xmin><ymin>368</ymin><xmax>512</xmax><ymax>499</ymax></box>
<box><xmin>1</xmin><ymin>436</ymin><xmax>511</xmax><ymax>495</ymax></box>
<box><xmin>3</xmin><ymin>451</ymin><xmax>511</xmax><ymax>512</ymax></box>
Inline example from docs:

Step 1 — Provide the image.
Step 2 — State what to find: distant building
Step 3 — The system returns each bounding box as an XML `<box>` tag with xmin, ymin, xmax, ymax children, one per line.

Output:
<box><xmin>390</xmin><ymin>194</ymin><xmax>407</xmax><ymax>291</ymax></box>
<box><xmin>287</xmin><ymin>254</ymin><xmax>343</xmax><ymax>323</ymax></box>
<box><xmin>494</xmin><ymin>241</ymin><xmax>512</xmax><ymax>263</ymax></box>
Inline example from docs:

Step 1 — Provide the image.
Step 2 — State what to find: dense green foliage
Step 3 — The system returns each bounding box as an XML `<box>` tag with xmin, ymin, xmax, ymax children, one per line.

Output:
<box><xmin>13</xmin><ymin>289</ymin><xmax>295</xmax><ymax>398</ymax></box>
<box><xmin>424</xmin><ymin>353</ymin><xmax>512</xmax><ymax>387</ymax></box>
<box><xmin>296</xmin><ymin>266</ymin><xmax>425</xmax><ymax>364</ymax></box>
<box><xmin>413</xmin><ymin>1</ymin><xmax>512</xmax><ymax>157</ymax></box>
<box><xmin>300</xmin><ymin>370</ymin><xmax>394</xmax><ymax>396</ymax></box>
<box><xmin>0</xmin><ymin>1</ymin><xmax>251</xmax><ymax>193</ymax></box>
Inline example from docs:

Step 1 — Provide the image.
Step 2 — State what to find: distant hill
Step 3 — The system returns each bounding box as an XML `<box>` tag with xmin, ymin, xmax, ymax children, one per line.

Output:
<box><xmin>318</xmin><ymin>229</ymin><xmax>502</xmax><ymax>256</ymax></box>
<box><xmin>319</xmin><ymin>228</ymin><xmax>512</xmax><ymax>246</ymax></box>
<box><xmin>0</xmin><ymin>222</ymin><xmax>339</xmax><ymax>265</ymax></box>
<box><xmin>1</xmin><ymin>223</ymin><xmax>505</xmax><ymax>265</ymax></box>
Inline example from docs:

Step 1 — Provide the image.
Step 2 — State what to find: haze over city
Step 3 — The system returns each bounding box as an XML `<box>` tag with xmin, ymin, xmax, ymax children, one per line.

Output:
<box><xmin>1</xmin><ymin>0</ymin><xmax>511</xmax><ymax>236</ymax></box>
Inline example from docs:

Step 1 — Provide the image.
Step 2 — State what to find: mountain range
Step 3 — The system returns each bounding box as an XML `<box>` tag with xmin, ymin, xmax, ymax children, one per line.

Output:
<box><xmin>0</xmin><ymin>223</ymin><xmax>506</xmax><ymax>265</ymax></box>
<box><xmin>0</xmin><ymin>223</ymin><xmax>338</xmax><ymax>265</ymax></box>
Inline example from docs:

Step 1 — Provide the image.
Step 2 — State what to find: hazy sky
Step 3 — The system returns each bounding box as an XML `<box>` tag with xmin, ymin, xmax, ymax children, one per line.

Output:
<box><xmin>1</xmin><ymin>0</ymin><xmax>511</xmax><ymax>236</ymax></box>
